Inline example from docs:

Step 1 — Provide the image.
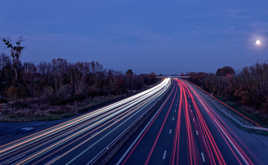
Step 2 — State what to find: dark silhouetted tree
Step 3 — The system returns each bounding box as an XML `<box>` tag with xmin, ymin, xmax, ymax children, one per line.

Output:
<box><xmin>216</xmin><ymin>66</ymin><xmax>235</xmax><ymax>77</ymax></box>
<box><xmin>2</xmin><ymin>38</ymin><xmax>24</xmax><ymax>82</ymax></box>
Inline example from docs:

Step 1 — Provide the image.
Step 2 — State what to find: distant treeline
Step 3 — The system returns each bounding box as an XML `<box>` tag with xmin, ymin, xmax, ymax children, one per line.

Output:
<box><xmin>0</xmin><ymin>54</ymin><xmax>157</xmax><ymax>103</ymax></box>
<box><xmin>187</xmin><ymin>64</ymin><xmax>268</xmax><ymax>117</ymax></box>
<box><xmin>0</xmin><ymin>38</ymin><xmax>158</xmax><ymax>116</ymax></box>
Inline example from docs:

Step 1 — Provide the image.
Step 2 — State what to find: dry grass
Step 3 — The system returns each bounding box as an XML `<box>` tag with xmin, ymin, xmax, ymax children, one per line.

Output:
<box><xmin>0</xmin><ymin>95</ymin><xmax>122</xmax><ymax>122</ymax></box>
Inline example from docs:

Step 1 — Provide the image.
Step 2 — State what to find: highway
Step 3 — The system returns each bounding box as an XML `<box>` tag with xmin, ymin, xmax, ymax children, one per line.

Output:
<box><xmin>0</xmin><ymin>78</ymin><xmax>171</xmax><ymax>165</ymax></box>
<box><xmin>112</xmin><ymin>78</ymin><xmax>267</xmax><ymax>165</ymax></box>
<box><xmin>0</xmin><ymin>78</ymin><xmax>267</xmax><ymax>165</ymax></box>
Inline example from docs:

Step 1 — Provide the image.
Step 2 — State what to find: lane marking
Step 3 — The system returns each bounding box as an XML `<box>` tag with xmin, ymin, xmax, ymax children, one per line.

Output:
<box><xmin>65</xmin><ymin>101</ymin><xmax>159</xmax><ymax>165</ymax></box>
<box><xmin>201</xmin><ymin>152</ymin><xmax>206</xmax><ymax>163</ymax></box>
<box><xmin>144</xmin><ymin>86</ymin><xmax>178</xmax><ymax>165</ymax></box>
<box><xmin>195</xmin><ymin>130</ymin><xmax>199</xmax><ymax>136</ymax></box>
<box><xmin>1</xmin><ymin>86</ymin><xmax>165</xmax><ymax>161</ymax></box>
<box><xmin>6</xmin><ymin>92</ymin><xmax>161</xmax><ymax>164</ymax></box>
<box><xmin>216</xmin><ymin>121</ymin><xmax>250</xmax><ymax>164</ymax></box>
<box><xmin>0</xmin><ymin>79</ymin><xmax>170</xmax><ymax>156</ymax></box>
<box><xmin>172</xmin><ymin>117</ymin><xmax>175</xmax><ymax>121</ymax></box>
<box><xmin>48</xmin><ymin>92</ymin><xmax>166</xmax><ymax>165</ymax></box>
<box><xmin>186</xmin><ymin>82</ymin><xmax>251</xmax><ymax>164</ymax></box>
<box><xmin>162</xmin><ymin>150</ymin><xmax>167</xmax><ymax>160</ymax></box>
<box><xmin>169</xmin><ymin>129</ymin><xmax>172</xmax><ymax>134</ymax></box>
<box><xmin>115</xmin><ymin>84</ymin><xmax>175</xmax><ymax>165</ymax></box>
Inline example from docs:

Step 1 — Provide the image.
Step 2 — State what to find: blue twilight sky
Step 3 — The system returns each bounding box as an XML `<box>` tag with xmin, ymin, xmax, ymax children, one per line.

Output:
<box><xmin>1</xmin><ymin>0</ymin><xmax>268</xmax><ymax>74</ymax></box>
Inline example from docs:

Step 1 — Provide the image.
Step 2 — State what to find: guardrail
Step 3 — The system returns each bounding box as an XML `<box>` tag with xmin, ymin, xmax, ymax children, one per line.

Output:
<box><xmin>187</xmin><ymin>81</ymin><xmax>268</xmax><ymax>135</ymax></box>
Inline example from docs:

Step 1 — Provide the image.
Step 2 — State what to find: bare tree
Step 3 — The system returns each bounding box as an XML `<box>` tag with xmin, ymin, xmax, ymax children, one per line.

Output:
<box><xmin>2</xmin><ymin>38</ymin><xmax>24</xmax><ymax>81</ymax></box>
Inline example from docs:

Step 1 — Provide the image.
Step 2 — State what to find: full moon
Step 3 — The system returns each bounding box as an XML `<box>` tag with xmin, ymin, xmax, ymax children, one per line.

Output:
<box><xmin>256</xmin><ymin>40</ymin><xmax>261</xmax><ymax>46</ymax></box>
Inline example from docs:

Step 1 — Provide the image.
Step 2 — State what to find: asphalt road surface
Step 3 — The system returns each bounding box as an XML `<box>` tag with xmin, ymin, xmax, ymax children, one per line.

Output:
<box><xmin>0</xmin><ymin>79</ymin><xmax>171</xmax><ymax>165</ymax></box>
<box><xmin>112</xmin><ymin>79</ymin><xmax>268</xmax><ymax>165</ymax></box>
<box><xmin>0</xmin><ymin>78</ymin><xmax>268</xmax><ymax>165</ymax></box>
